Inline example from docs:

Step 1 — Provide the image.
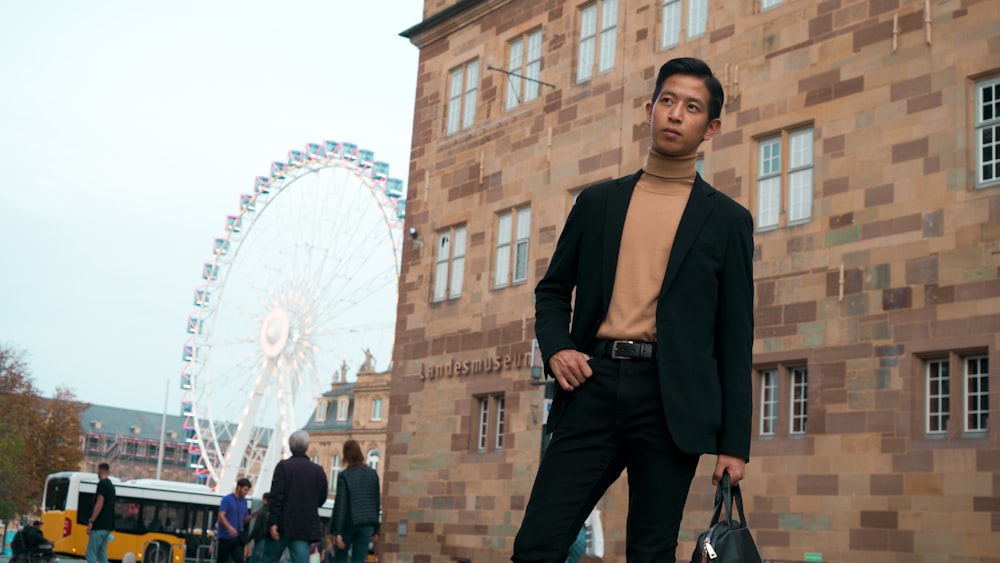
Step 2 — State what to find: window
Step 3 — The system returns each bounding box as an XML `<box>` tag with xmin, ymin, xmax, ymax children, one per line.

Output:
<box><xmin>660</xmin><ymin>0</ymin><xmax>707</xmax><ymax>50</ymax></box>
<box><xmin>367</xmin><ymin>449</ymin><xmax>379</xmax><ymax>471</ymax></box>
<box><xmin>371</xmin><ymin>398</ymin><xmax>383</xmax><ymax>421</ymax></box>
<box><xmin>506</xmin><ymin>30</ymin><xmax>543</xmax><ymax>110</ymax></box>
<box><xmin>757</xmin><ymin>364</ymin><xmax>808</xmax><ymax>437</ymax></box>
<box><xmin>761</xmin><ymin>0</ymin><xmax>782</xmax><ymax>10</ymax></box>
<box><xmin>495</xmin><ymin>396</ymin><xmax>506</xmax><ymax>450</ymax></box>
<box><xmin>447</xmin><ymin>60</ymin><xmax>479</xmax><ymax>134</ymax></box>
<box><xmin>475</xmin><ymin>394</ymin><xmax>506</xmax><ymax>452</ymax></box>
<box><xmin>965</xmin><ymin>355</ymin><xmax>989</xmax><ymax>432</ymax></box>
<box><xmin>756</xmin><ymin>127</ymin><xmax>814</xmax><ymax>231</ymax></box>
<box><xmin>494</xmin><ymin>207</ymin><xmax>531</xmax><ymax>288</ymax></box>
<box><xmin>789</xmin><ymin>367</ymin><xmax>808</xmax><ymax>434</ymax></box>
<box><xmin>315</xmin><ymin>400</ymin><xmax>328</xmax><ymax>423</ymax></box>
<box><xmin>336</xmin><ymin>397</ymin><xmax>349</xmax><ymax>421</ymax></box>
<box><xmin>759</xmin><ymin>370</ymin><xmax>777</xmax><ymax>436</ymax></box>
<box><xmin>976</xmin><ymin>76</ymin><xmax>1000</xmax><ymax>188</ymax></box>
<box><xmin>577</xmin><ymin>0</ymin><xmax>618</xmax><ymax>83</ymax></box>
<box><xmin>329</xmin><ymin>455</ymin><xmax>340</xmax><ymax>492</ymax></box>
<box><xmin>433</xmin><ymin>225</ymin><xmax>467</xmax><ymax>301</ymax></box>
<box><xmin>926</xmin><ymin>358</ymin><xmax>950</xmax><ymax>434</ymax></box>
<box><xmin>310</xmin><ymin>455</ymin><xmax>319</xmax><ymax>464</ymax></box>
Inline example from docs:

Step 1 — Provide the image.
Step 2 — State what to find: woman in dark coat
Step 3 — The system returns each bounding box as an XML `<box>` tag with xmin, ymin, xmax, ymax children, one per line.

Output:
<box><xmin>329</xmin><ymin>440</ymin><xmax>380</xmax><ymax>563</ymax></box>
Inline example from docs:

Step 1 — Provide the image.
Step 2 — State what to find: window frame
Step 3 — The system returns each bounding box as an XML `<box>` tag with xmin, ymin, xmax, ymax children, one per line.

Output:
<box><xmin>315</xmin><ymin>400</ymin><xmax>328</xmax><ymax>423</ymax></box>
<box><xmin>494</xmin><ymin>206</ymin><xmax>531</xmax><ymax>289</ymax></box>
<box><xmin>926</xmin><ymin>358</ymin><xmax>950</xmax><ymax>435</ymax></box>
<box><xmin>755</xmin><ymin>126</ymin><xmax>814</xmax><ymax>232</ymax></box>
<box><xmin>474</xmin><ymin>393</ymin><xmax>507</xmax><ymax>453</ymax></box>
<box><xmin>789</xmin><ymin>367</ymin><xmax>808</xmax><ymax>435</ymax></box>
<box><xmin>505</xmin><ymin>29</ymin><xmax>543</xmax><ymax>110</ymax></box>
<box><xmin>759</xmin><ymin>369</ymin><xmax>778</xmax><ymax>436</ymax></box>
<box><xmin>964</xmin><ymin>355</ymin><xmax>989</xmax><ymax>433</ymax></box>
<box><xmin>976</xmin><ymin>76</ymin><xmax>1000</xmax><ymax>188</ymax></box>
<box><xmin>446</xmin><ymin>59</ymin><xmax>479</xmax><ymax>135</ymax></box>
<box><xmin>336</xmin><ymin>397</ymin><xmax>349</xmax><ymax>422</ymax></box>
<box><xmin>761</xmin><ymin>0</ymin><xmax>782</xmax><ymax>11</ymax></box>
<box><xmin>576</xmin><ymin>0</ymin><xmax>618</xmax><ymax>83</ymax></box>
<box><xmin>662</xmin><ymin>0</ymin><xmax>710</xmax><ymax>47</ymax></box>
<box><xmin>367</xmin><ymin>449</ymin><xmax>380</xmax><ymax>471</ymax></box>
<box><xmin>433</xmin><ymin>225</ymin><xmax>467</xmax><ymax>302</ymax></box>
<box><xmin>371</xmin><ymin>397</ymin><xmax>383</xmax><ymax>422</ymax></box>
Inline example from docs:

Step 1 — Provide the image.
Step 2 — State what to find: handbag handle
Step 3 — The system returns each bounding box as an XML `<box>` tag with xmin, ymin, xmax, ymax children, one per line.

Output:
<box><xmin>709</xmin><ymin>470</ymin><xmax>749</xmax><ymax>528</ymax></box>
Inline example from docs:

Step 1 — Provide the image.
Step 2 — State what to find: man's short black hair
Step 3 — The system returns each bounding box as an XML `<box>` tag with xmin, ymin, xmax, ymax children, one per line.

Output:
<box><xmin>651</xmin><ymin>57</ymin><xmax>725</xmax><ymax>121</ymax></box>
<box><xmin>98</xmin><ymin>462</ymin><xmax>110</xmax><ymax>472</ymax></box>
<box><xmin>236</xmin><ymin>478</ymin><xmax>252</xmax><ymax>488</ymax></box>
<box><xmin>261</xmin><ymin>492</ymin><xmax>271</xmax><ymax>502</ymax></box>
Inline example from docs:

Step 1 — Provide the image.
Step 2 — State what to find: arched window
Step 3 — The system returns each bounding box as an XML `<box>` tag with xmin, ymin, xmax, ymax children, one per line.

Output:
<box><xmin>366</xmin><ymin>449</ymin><xmax>379</xmax><ymax>471</ymax></box>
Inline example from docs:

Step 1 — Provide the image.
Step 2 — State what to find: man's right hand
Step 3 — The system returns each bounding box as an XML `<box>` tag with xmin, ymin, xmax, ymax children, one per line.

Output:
<box><xmin>549</xmin><ymin>349</ymin><xmax>593</xmax><ymax>391</ymax></box>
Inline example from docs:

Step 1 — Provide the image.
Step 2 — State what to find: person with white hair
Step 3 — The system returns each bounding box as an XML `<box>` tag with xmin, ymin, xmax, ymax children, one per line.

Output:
<box><xmin>264</xmin><ymin>431</ymin><xmax>328</xmax><ymax>563</ymax></box>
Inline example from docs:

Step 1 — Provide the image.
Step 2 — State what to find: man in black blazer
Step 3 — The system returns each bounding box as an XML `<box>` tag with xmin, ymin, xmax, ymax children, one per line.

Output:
<box><xmin>512</xmin><ymin>58</ymin><xmax>754</xmax><ymax>562</ymax></box>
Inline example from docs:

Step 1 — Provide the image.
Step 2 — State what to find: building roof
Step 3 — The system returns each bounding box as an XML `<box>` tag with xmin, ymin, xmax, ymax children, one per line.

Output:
<box><xmin>82</xmin><ymin>403</ymin><xmax>187</xmax><ymax>442</ymax></box>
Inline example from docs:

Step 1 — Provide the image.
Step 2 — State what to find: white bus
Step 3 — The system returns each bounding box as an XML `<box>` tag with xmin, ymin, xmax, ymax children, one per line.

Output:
<box><xmin>41</xmin><ymin>472</ymin><xmax>228</xmax><ymax>563</ymax></box>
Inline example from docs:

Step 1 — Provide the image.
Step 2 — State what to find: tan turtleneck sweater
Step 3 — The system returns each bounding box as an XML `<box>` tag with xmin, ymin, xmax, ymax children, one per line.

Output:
<box><xmin>595</xmin><ymin>148</ymin><xmax>697</xmax><ymax>342</ymax></box>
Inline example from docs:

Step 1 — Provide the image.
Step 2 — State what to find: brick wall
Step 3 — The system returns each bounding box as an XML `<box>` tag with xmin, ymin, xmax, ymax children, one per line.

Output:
<box><xmin>387</xmin><ymin>0</ymin><xmax>1000</xmax><ymax>561</ymax></box>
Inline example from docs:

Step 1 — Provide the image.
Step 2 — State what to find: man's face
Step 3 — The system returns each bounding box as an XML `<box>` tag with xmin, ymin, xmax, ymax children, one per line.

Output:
<box><xmin>645</xmin><ymin>73</ymin><xmax>721</xmax><ymax>158</ymax></box>
<box><xmin>235</xmin><ymin>484</ymin><xmax>251</xmax><ymax>498</ymax></box>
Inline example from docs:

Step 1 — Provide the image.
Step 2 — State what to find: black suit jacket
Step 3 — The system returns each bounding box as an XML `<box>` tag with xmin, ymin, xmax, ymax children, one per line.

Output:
<box><xmin>267</xmin><ymin>454</ymin><xmax>329</xmax><ymax>542</ymax></box>
<box><xmin>535</xmin><ymin>170</ymin><xmax>754</xmax><ymax>460</ymax></box>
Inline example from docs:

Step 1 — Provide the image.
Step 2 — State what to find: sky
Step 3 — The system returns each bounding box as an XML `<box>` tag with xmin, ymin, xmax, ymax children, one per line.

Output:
<box><xmin>0</xmin><ymin>1</ymin><xmax>425</xmax><ymax>416</ymax></box>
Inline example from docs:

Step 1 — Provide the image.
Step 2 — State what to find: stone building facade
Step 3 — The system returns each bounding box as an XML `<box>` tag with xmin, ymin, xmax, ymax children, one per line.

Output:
<box><xmin>386</xmin><ymin>0</ymin><xmax>1000</xmax><ymax>561</ymax></box>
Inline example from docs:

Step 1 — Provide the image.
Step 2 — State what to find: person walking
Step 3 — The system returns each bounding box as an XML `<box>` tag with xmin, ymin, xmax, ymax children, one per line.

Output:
<box><xmin>512</xmin><ymin>57</ymin><xmax>755</xmax><ymax>562</ymax></box>
<box><xmin>329</xmin><ymin>440</ymin><xmax>380</xmax><ymax>563</ymax></box>
<box><xmin>85</xmin><ymin>463</ymin><xmax>116</xmax><ymax>563</ymax></box>
<box><xmin>264</xmin><ymin>431</ymin><xmax>328</xmax><ymax>563</ymax></box>
<box><xmin>216</xmin><ymin>478</ymin><xmax>252</xmax><ymax>563</ymax></box>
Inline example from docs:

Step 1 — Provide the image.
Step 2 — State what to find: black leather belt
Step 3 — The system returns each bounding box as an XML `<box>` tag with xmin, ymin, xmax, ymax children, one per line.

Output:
<box><xmin>595</xmin><ymin>340</ymin><xmax>656</xmax><ymax>361</ymax></box>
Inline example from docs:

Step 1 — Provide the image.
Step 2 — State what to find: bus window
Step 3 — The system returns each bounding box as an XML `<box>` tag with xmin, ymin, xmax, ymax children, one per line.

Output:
<box><xmin>78</xmin><ymin>493</ymin><xmax>96</xmax><ymax>525</ymax></box>
<box><xmin>115</xmin><ymin>501</ymin><xmax>142</xmax><ymax>534</ymax></box>
<box><xmin>141</xmin><ymin>502</ymin><xmax>177</xmax><ymax>533</ymax></box>
<box><xmin>44</xmin><ymin>477</ymin><xmax>70</xmax><ymax>511</ymax></box>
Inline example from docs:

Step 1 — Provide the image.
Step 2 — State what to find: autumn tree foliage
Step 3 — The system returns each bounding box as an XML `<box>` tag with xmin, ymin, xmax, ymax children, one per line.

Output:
<box><xmin>0</xmin><ymin>343</ymin><xmax>88</xmax><ymax>519</ymax></box>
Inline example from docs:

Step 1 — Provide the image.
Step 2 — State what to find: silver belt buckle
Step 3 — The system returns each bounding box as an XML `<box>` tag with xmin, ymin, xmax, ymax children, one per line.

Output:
<box><xmin>611</xmin><ymin>340</ymin><xmax>633</xmax><ymax>360</ymax></box>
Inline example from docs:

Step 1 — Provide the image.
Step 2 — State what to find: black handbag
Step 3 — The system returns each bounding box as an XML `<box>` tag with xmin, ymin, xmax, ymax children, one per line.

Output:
<box><xmin>690</xmin><ymin>471</ymin><xmax>762</xmax><ymax>563</ymax></box>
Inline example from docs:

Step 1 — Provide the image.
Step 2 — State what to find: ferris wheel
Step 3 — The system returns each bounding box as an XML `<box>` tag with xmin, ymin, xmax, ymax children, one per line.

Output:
<box><xmin>179</xmin><ymin>141</ymin><xmax>405</xmax><ymax>492</ymax></box>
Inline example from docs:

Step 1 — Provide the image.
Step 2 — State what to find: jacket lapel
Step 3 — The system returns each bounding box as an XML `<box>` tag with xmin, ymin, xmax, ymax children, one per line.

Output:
<box><xmin>602</xmin><ymin>171</ymin><xmax>642</xmax><ymax>312</ymax></box>
<box><xmin>659</xmin><ymin>173</ymin><xmax>717</xmax><ymax>300</ymax></box>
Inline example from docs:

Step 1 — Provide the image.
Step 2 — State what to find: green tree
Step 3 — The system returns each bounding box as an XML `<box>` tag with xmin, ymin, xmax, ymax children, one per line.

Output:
<box><xmin>0</xmin><ymin>343</ymin><xmax>87</xmax><ymax>518</ymax></box>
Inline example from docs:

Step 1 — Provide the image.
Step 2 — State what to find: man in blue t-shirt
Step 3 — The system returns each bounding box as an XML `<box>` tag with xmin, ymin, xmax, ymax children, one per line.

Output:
<box><xmin>217</xmin><ymin>478</ymin><xmax>252</xmax><ymax>563</ymax></box>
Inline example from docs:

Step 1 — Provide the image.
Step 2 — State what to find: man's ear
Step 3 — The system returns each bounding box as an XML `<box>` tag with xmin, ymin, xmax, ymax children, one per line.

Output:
<box><xmin>645</xmin><ymin>101</ymin><xmax>653</xmax><ymax>126</ymax></box>
<box><xmin>702</xmin><ymin>118</ymin><xmax>722</xmax><ymax>141</ymax></box>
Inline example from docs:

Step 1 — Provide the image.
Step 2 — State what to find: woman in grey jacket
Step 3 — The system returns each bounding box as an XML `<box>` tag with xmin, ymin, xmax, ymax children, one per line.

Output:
<box><xmin>330</xmin><ymin>440</ymin><xmax>380</xmax><ymax>563</ymax></box>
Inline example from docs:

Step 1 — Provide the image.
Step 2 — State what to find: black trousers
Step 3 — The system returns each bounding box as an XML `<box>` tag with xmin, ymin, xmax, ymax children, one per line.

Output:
<box><xmin>512</xmin><ymin>356</ymin><xmax>700</xmax><ymax>563</ymax></box>
<box><xmin>217</xmin><ymin>537</ymin><xmax>245</xmax><ymax>563</ymax></box>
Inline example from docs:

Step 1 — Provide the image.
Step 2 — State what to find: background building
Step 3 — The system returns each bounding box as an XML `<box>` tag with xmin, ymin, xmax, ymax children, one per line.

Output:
<box><xmin>79</xmin><ymin>404</ymin><xmax>192</xmax><ymax>482</ymax></box>
<box><xmin>305</xmin><ymin>361</ymin><xmax>390</xmax><ymax>498</ymax></box>
<box><xmin>385</xmin><ymin>0</ymin><xmax>999</xmax><ymax>561</ymax></box>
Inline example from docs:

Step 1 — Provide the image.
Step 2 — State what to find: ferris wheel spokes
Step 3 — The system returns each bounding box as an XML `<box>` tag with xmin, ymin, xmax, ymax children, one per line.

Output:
<box><xmin>182</xmin><ymin>139</ymin><xmax>404</xmax><ymax>490</ymax></box>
